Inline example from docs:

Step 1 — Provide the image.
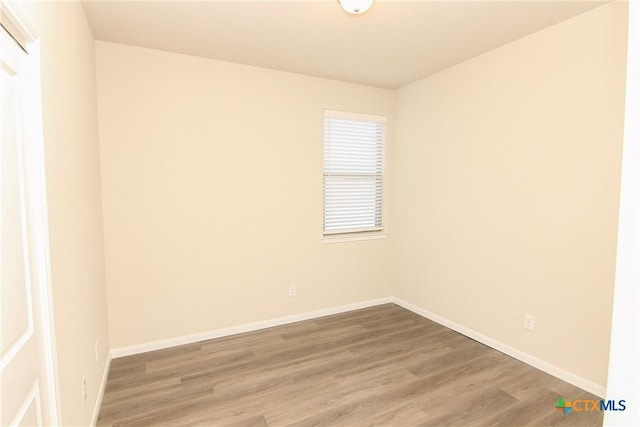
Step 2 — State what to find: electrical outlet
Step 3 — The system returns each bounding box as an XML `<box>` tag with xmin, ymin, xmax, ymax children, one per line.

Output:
<box><xmin>524</xmin><ymin>314</ymin><xmax>535</xmax><ymax>331</ymax></box>
<box><xmin>95</xmin><ymin>341</ymin><xmax>99</xmax><ymax>363</ymax></box>
<box><xmin>81</xmin><ymin>377</ymin><xmax>87</xmax><ymax>404</ymax></box>
<box><xmin>288</xmin><ymin>285</ymin><xmax>297</xmax><ymax>297</ymax></box>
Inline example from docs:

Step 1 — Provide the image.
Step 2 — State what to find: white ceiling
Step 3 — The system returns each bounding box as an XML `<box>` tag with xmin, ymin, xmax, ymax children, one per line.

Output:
<box><xmin>82</xmin><ymin>0</ymin><xmax>606</xmax><ymax>90</ymax></box>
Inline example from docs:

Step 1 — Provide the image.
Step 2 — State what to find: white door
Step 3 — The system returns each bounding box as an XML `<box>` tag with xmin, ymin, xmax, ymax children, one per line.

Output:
<box><xmin>1</xmin><ymin>19</ymin><xmax>60</xmax><ymax>427</ymax></box>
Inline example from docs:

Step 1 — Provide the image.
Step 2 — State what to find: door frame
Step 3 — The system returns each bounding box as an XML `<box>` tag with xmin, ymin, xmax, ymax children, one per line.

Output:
<box><xmin>1</xmin><ymin>1</ymin><xmax>61</xmax><ymax>424</ymax></box>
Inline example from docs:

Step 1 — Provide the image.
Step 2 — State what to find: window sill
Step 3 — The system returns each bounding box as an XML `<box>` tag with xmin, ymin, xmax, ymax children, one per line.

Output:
<box><xmin>322</xmin><ymin>232</ymin><xmax>388</xmax><ymax>244</ymax></box>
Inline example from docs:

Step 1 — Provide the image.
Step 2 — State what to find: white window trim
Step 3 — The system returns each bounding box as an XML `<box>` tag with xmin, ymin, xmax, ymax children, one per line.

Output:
<box><xmin>322</xmin><ymin>231</ymin><xmax>389</xmax><ymax>244</ymax></box>
<box><xmin>322</xmin><ymin>109</ymin><xmax>387</xmax><ymax>239</ymax></box>
<box><xmin>324</xmin><ymin>109</ymin><xmax>387</xmax><ymax>123</ymax></box>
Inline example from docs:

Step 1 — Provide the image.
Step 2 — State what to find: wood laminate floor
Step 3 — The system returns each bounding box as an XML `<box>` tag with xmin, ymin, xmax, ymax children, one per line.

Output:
<box><xmin>98</xmin><ymin>304</ymin><xmax>603</xmax><ymax>426</ymax></box>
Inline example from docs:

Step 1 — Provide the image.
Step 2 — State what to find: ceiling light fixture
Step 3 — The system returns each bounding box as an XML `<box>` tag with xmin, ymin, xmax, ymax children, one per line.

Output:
<box><xmin>338</xmin><ymin>0</ymin><xmax>374</xmax><ymax>15</ymax></box>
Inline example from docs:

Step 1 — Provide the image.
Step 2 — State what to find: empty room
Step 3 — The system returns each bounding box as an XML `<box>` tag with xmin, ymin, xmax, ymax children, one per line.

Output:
<box><xmin>1</xmin><ymin>0</ymin><xmax>638</xmax><ymax>426</ymax></box>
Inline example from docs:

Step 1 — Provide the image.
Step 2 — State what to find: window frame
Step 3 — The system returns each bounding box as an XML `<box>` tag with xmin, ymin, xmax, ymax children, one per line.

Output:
<box><xmin>322</xmin><ymin>109</ymin><xmax>387</xmax><ymax>242</ymax></box>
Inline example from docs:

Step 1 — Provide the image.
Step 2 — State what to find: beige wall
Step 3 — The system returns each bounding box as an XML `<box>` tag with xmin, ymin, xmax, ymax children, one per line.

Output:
<box><xmin>393</xmin><ymin>2</ymin><xmax>627</xmax><ymax>388</ymax></box>
<box><xmin>95</xmin><ymin>42</ymin><xmax>395</xmax><ymax>349</ymax></box>
<box><xmin>21</xmin><ymin>1</ymin><xmax>111</xmax><ymax>426</ymax></box>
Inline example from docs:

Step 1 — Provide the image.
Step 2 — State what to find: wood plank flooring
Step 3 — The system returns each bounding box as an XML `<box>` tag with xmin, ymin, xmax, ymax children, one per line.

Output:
<box><xmin>98</xmin><ymin>304</ymin><xmax>603</xmax><ymax>426</ymax></box>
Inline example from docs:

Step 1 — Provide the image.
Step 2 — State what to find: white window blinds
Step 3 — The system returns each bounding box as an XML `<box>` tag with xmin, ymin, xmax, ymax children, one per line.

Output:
<box><xmin>323</xmin><ymin>110</ymin><xmax>385</xmax><ymax>235</ymax></box>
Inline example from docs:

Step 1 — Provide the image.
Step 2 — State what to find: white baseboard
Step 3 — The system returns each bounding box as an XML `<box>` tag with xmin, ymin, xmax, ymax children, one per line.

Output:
<box><xmin>390</xmin><ymin>296</ymin><xmax>606</xmax><ymax>398</ymax></box>
<box><xmin>91</xmin><ymin>350</ymin><xmax>112</xmax><ymax>426</ymax></box>
<box><xmin>111</xmin><ymin>297</ymin><xmax>394</xmax><ymax>358</ymax></box>
<box><xmin>109</xmin><ymin>295</ymin><xmax>605</xmax><ymax>398</ymax></box>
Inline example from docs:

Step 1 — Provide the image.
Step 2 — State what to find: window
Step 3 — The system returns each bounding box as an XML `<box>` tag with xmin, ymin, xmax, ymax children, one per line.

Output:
<box><xmin>323</xmin><ymin>110</ymin><xmax>386</xmax><ymax>236</ymax></box>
